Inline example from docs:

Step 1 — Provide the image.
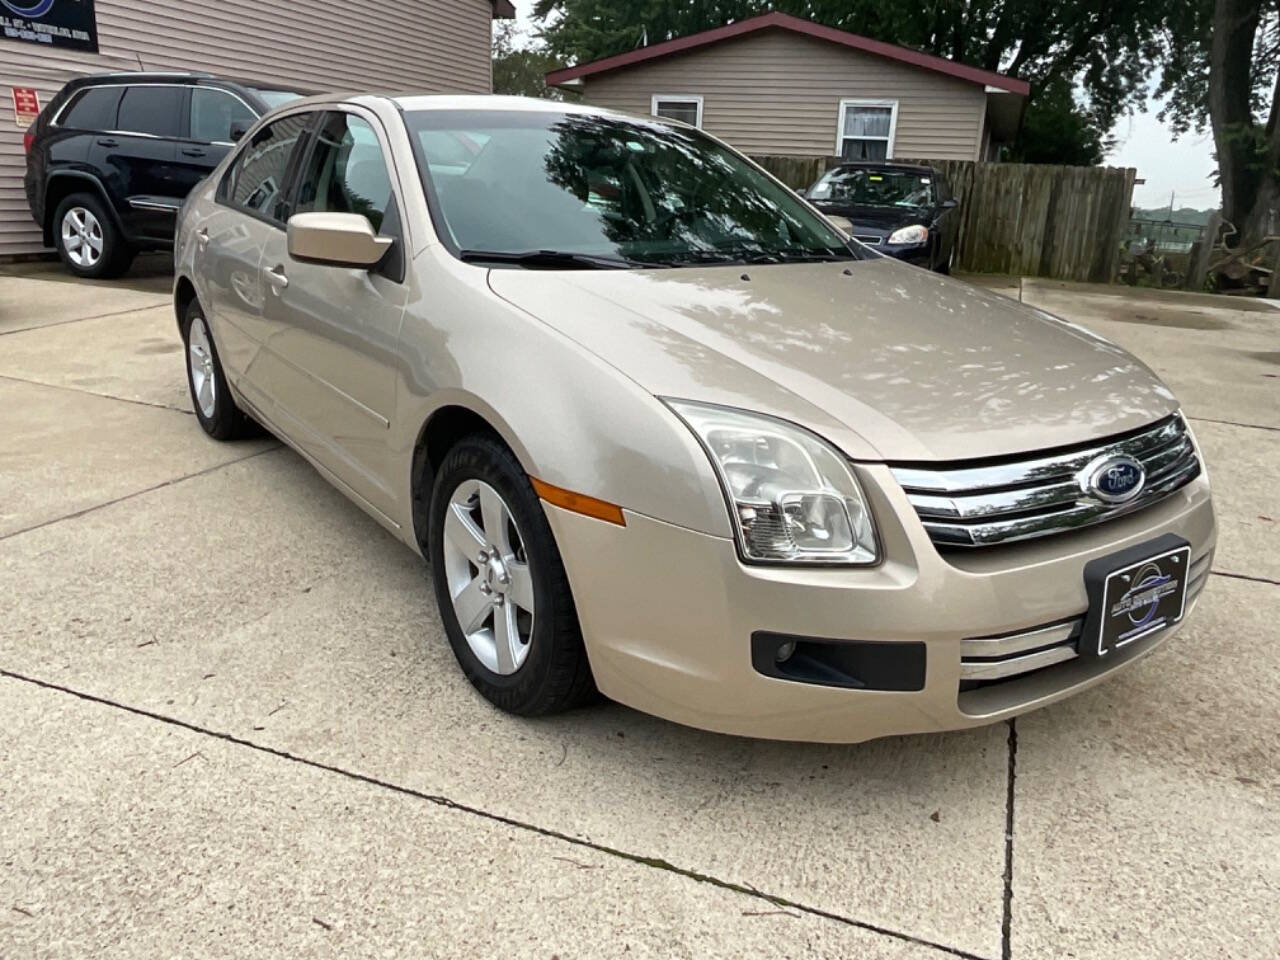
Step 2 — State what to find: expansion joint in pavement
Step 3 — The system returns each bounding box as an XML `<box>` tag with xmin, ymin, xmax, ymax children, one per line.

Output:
<box><xmin>1212</xmin><ymin>570</ymin><xmax>1280</xmax><ymax>587</ymax></box>
<box><xmin>0</xmin><ymin>301</ymin><xmax>170</xmax><ymax>337</ymax></box>
<box><xmin>0</xmin><ymin>373</ymin><xmax>193</xmax><ymax>415</ymax></box>
<box><xmin>0</xmin><ymin>669</ymin><xmax>996</xmax><ymax>960</ymax></box>
<box><xmin>1000</xmin><ymin>718</ymin><xmax>1018</xmax><ymax>960</ymax></box>
<box><xmin>0</xmin><ymin>445</ymin><xmax>281</xmax><ymax>543</ymax></box>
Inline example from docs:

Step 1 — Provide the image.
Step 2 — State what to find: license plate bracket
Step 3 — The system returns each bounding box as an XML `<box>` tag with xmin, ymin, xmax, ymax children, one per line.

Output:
<box><xmin>1081</xmin><ymin>533</ymin><xmax>1192</xmax><ymax>659</ymax></box>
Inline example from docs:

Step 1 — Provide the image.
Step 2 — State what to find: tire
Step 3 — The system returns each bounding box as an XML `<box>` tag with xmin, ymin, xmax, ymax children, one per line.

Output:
<box><xmin>939</xmin><ymin>243</ymin><xmax>955</xmax><ymax>275</ymax></box>
<box><xmin>428</xmin><ymin>434</ymin><xmax>596</xmax><ymax>716</ymax></box>
<box><xmin>52</xmin><ymin>192</ymin><xmax>135</xmax><ymax>279</ymax></box>
<box><xmin>180</xmin><ymin>299</ymin><xmax>254</xmax><ymax>441</ymax></box>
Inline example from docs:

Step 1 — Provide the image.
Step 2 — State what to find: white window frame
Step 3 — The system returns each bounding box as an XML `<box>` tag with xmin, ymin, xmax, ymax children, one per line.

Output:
<box><xmin>835</xmin><ymin>99</ymin><xmax>899</xmax><ymax>161</ymax></box>
<box><xmin>651</xmin><ymin>94</ymin><xmax>704</xmax><ymax>128</ymax></box>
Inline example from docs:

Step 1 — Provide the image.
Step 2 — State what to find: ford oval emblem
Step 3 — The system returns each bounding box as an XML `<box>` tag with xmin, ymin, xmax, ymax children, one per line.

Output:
<box><xmin>1081</xmin><ymin>455</ymin><xmax>1146</xmax><ymax>504</ymax></box>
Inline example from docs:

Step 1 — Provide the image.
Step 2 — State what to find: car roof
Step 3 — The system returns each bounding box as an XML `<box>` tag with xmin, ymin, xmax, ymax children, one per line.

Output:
<box><xmin>827</xmin><ymin>161</ymin><xmax>940</xmax><ymax>175</ymax></box>
<box><xmin>71</xmin><ymin>73</ymin><xmax>306</xmax><ymax>95</ymax></box>
<box><xmin>391</xmin><ymin>94</ymin><xmax>639</xmax><ymax>121</ymax></box>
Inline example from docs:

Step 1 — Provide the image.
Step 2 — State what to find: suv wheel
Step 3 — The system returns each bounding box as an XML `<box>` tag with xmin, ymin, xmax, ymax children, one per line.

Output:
<box><xmin>53</xmin><ymin>193</ymin><xmax>135</xmax><ymax>279</ymax></box>
<box><xmin>428</xmin><ymin>435</ymin><xmax>596</xmax><ymax>716</ymax></box>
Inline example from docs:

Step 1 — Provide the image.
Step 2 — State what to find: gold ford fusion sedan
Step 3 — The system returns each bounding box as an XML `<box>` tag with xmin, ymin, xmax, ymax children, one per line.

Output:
<box><xmin>173</xmin><ymin>95</ymin><xmax>1215</xmax><ymax>743</ymax></box>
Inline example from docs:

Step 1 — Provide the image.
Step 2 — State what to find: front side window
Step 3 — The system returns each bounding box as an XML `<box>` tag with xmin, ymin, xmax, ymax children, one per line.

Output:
<box><xmin>651</xmin><ymin>96</ymin><xmax>702</xmax><ymax>128</ymax></box>
<box><xmin>221</xmin><ymin>113</ymin><xmax>311</xmax><ymax>223</ymax></box>
<box><xmin>59</xmin><ymin>86</ymin><xmax>123</xmax><ymax>131</ymax></box>
<box><xmin>294</xmin><ymin>112</ymin><xmax>395</xmax><ymax>233</ymax></box>
<box><xmin>838</xmin><ymin>101</ymin><xmax>896</xmax><ymax>162</ymax></box>
<box><xmin>190</xmin><ymin>88</ymin><xmax>257</xmax><ymax>144</ymax></box>
<box><xmin>405</xmin><ymin>109</ymin><xmax>853</xmax><ymax>268</ymax></box>
<box><xmin>809</xmin><ymin>167</ymin><xmax>936</xmax><ymax>209</ymax></box>
<box><xmin>116</xmin><ymin>85</ymin><xmax>182</xmax><ymax>138</ymax></box>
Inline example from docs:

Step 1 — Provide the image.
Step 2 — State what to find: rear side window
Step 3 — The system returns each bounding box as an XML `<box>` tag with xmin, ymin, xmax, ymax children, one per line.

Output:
<box><xmin>220</xmin><ymin>112</ymin><xmax>312</xmax><ymax>223</ymax></box>
<box><xmin>59</xmin><ymin>86</ymin><xmax>123</xmax><ymax>131</ymax></box>
<box><xmin>293</xmin><ymin>113</ymin><xmax>395</xmax><ymax>233</ymax></box>
<box><xmin>190</xmin><ymin>88</ymin><xmax>257</xmax><ymax>144</ymax></box>
<box><xmin>116</xmin><ymin>85</ymin><xmax>183</xmax><ymax>138</ymax></box>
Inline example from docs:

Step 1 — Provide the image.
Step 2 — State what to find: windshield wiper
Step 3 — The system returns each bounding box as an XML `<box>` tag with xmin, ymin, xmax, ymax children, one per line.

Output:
<box><xmin>459</xmin><ymin>249</ymin><xmax>636</xmax><ymax>270</ymax></box>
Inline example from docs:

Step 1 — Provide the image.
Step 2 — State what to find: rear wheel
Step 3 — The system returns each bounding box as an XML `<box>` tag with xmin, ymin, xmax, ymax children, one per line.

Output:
<box><xmin>53</xmin><ymin>193</ymin><xmax>134</xmax><ymax>279</ymax></box>
<box><xmin>428</xmin><ymin>435</ymin><xmax>595</xmax><ymax>716</ymax></box>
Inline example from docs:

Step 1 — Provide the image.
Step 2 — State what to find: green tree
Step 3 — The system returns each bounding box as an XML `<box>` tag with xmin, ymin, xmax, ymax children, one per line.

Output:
<box><xmin>1006</xmin><ymin>76</ymin><xmax>1113</xmax><ymax>165</ymax></box>
<box><xmin>1157</xmin><ymin>0</ymin><xmax>1280</xmax><ymax>247</ymax></box>
<box><xmin>492</xmin><ymin>20</ymin><xmax>569</xmax><ymax>99</ymax></box>
<box><xmin>533</xmin><ymin>0</ymin><xmax>1169</xmax><ymax>165</ymax></box>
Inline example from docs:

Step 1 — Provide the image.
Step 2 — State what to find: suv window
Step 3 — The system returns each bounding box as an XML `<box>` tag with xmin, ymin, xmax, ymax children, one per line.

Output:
<box><xmin>294</xmin><ymin>112</ymin><xmax>395</xmax><ymax>233</ymax></box>
<box><xmin>220</xmin><ymin>112</ymin><xmax>312</xmax><ymax>223</ymax></box>
<box><xmin>190</xmin><ymin>87</ymin><xmax>257</xmax><ymax>144</ymax></box>
<box><xmin>59</xmin><ymin>86</ymin><xmax>123</xmax><ymax>131</ymax></box>
<box><xmin>117</xmin><ymin>85</ymin><xmax>183</xmax><ymax>138</ymax></box>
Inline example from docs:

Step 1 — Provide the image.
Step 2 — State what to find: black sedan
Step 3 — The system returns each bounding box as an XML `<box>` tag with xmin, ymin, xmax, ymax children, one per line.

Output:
<box><xmin>804</xmin><ymin>163</ymin><xmax>960</xmax><ymax>272</ymax></box>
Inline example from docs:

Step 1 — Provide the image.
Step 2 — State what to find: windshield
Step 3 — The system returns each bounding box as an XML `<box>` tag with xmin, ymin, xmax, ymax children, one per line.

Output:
<box><xmin>809</xmin><ymin>168</ymin><xmax>936</xmax><ymax>208</ymax></box>
<box><xmin>404</xmin><ymin>109</ymin><xmax>855</xmax><ymax>267</ymax></box>
<box><xmin>252</xmin><ymin>89</ymin><xmax>303</xmax><ymax>109</ymax></box>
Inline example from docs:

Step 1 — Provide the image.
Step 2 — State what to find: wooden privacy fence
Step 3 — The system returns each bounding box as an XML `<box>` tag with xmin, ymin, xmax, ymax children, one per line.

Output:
<box><xmin>750</xmin><ymin>155</ymin><xmax>1137</xmax><ymax>283</ymax></box>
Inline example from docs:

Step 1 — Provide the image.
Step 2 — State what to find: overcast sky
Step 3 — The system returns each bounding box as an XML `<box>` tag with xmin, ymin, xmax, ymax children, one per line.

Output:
<box><xmin>510</xmin><ymin>3</ymin><xmax>1220</xmax><ymax>212</ymax></box>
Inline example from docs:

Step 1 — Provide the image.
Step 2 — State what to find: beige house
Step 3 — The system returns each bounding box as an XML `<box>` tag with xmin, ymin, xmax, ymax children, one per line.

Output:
<box><xmin>548</xmin><ymin>12</ymin><xmax>1028</xmax><ymax>165</ymax></box>
<box><xmin>0</xmin><ymin>0</ymin><xmax>513</xmax><ymax>259</ymax></box>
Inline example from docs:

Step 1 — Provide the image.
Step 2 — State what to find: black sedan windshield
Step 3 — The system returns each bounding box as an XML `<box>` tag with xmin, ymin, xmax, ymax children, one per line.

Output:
<box><xmin>809</xmin><ymin>168</ymin><xmax>936</xmax><ymax>209</ymax></box>
<box><xmin>405</xmin><ymin>109</ymin><xmax>854</xmax><ymax>268</ymax></box>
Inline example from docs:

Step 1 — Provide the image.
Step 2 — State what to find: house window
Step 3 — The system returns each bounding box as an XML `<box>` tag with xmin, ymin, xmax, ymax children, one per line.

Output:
<box><xmin>651</xmin><ymin>95</ymin><xmax>703</xmax><ymax>128</ymax></box>
<box><xmin>837</xmin><ymin>100</ymin><xmax>897</xmax><ymax>161</ymax></box>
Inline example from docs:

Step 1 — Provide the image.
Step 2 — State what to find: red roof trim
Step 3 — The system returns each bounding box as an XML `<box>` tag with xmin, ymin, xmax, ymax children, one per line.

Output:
<box><xmin>545</xmin><ymin>12</ymin><xmax>1029</xmax><ymax>96</ymax></box>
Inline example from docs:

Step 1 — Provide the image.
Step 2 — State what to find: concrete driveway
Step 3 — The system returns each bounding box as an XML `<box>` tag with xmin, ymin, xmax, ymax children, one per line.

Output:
<box><xmin>1</xmin><ymin>262</ymin><xmax>1276</xmax><ymax>960</ymax></box>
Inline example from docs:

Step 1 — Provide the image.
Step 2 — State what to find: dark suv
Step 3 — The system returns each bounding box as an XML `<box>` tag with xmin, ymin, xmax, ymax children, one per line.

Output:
<box><xmin>24</xmin><ymin>73</ymin><xmax>301</xmax><ymax>278</ymax></box>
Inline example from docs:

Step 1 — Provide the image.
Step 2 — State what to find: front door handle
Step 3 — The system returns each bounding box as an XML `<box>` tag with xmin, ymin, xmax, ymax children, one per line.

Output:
<box><xmin>196</xmin><ymin>227</ymin><xmax>209</xmax><ymax>252</ymax></box>
<box><xmin>96</xmin><ymin>138</ymin><xmax>119</xmax><ymax>148</ymax></box>
<box><xmin>265</xmin><ymin>264</ymin><xmax>289</xmax><ymax>291</ymax></box>
<box><xmin>181</xmin><ymin>147</ymin><xmax>207</xmax><ymax>158</ymax></box>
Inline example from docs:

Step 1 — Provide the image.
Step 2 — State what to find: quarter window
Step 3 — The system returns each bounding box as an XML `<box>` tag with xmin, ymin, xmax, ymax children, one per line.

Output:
<box><xmin>220</xmin><ymin>113</ymin><xmax>312</xmax><ymax>223</ymax></box>
<box><xmin>838</xmin><ymin>100</ymin><xmax>897</xmax><ymax>161</ymax></box>
<box><xmin>59</xmin><ymin>86</ymin><xmax>123</xmax><ymax>131</ymax></box>
<box><xmin>293</xmin><ymin>113</ymin><xmax>395</xmax><ymax>234</ymax></box>
<box><xmin>190</xmin><ymin>88</ymin><xmax>257</xmax><ymax>144</ymax></box>
<box><xmin>116</xmin><ymin>85</ymin><xmax>183</xmax><ymax>138</ymax></box>
<box><xmin>651</xmin><ymin>95</ymin><xmax>703</xmax><ymax>128</ymax></box>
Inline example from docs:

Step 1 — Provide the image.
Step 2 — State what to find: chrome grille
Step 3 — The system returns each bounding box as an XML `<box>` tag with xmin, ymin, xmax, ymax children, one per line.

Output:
<box><xmin>891</xmin><ymin>415</ymin><xmax>1201</xmax><ymax>548</ymax></box>
<box><xmin>960</xmin><ymin>551</ymin><xmax>1211</xmax><ymax>683</ymax></box>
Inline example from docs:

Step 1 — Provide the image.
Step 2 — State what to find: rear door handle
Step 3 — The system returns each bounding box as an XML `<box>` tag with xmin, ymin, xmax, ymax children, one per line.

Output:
<box><xmin>181</xmin><ymin>147</ymin><xmax>207</xmax><ymax>158</ymax></box>
<box><xmin>196</xmin><ymin>227</ymin><xmax>209</xmax><ymax>252</ymax></box>
<box><xmin>96</xmin><ymin>138</ymin><xmax>118</xmax><ymax>148</ymax></box>
<box><xmin>265</xmin><ymin>264</ymin><xmax>289</xmax><ymax>291</ymax></box>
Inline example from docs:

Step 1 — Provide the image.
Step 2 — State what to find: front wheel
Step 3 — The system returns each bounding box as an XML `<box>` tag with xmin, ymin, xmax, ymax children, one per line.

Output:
<box><xmin>181</xmin><ymin>299</ymin><xmax>254</xmax><ymax>441</ymax></box>
<box><xmin>428</xmin><ymin>435</ymin><xmax>595</xmax><ymax>716</ymax></box>
<box><xmin>52</xmin><ymin>193</ymin><xmax>135</xmax><ymax>279</ymax></box>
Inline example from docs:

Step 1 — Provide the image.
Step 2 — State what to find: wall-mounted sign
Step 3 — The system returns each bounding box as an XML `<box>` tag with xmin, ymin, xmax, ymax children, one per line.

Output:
<box><xmin>1</xmin><ymin>0</ymin><xmax>98</xmax><ymax>53</ymax></box>
<box><xmin>12</xmin><ymin>85</ymin><xmax>39</xmax><ymax>127</ymax></box>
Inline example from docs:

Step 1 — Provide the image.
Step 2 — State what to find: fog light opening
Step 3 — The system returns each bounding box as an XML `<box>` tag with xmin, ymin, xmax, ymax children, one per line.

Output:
<box><xmin>775</xmin><ymin>640</ymin><xmax>797</xmax><ymax>663</ymax></box>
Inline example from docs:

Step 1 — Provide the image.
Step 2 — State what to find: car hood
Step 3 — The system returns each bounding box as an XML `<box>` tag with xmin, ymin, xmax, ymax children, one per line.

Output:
<box><xmin>487</xmin><ymin>258</ymin><xmax>1179</xmax><ymax>462</ymax></box>
<box><xmin>811</xmin><ymin>202</ymin><xmax>926</xmax><ymax>233</ymax></box>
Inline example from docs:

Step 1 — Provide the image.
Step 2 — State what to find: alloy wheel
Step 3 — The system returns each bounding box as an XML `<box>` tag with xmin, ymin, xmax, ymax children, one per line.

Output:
<box><xmin>441</xmin><ymin>479</ymin><xmax>536</xmax><ymax>675</ymax></box>
<box><xmin>61</xmin><ymin>206</ymin><xmax>104</xmax><ymax>268</ymax></box>
<box><xmin>187</xmin><ymin>316</ymin><xmax>218</xmax><ymax>419</ymax></box>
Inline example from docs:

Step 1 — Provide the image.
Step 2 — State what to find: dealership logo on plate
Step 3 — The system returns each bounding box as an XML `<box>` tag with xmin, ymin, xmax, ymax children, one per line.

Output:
<box><xmin>1</xmin><ymin>0</ymin><xmax>57</xmax><ymax>16</ymax></box>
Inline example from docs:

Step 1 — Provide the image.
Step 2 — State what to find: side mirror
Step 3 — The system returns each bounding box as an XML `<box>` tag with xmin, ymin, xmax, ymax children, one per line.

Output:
<box><xmin>230</xmin><ymin>121</ymin><xmax>250</xmax><ymax>142</ymax></box>
<box><xmin>287</xmin><ymin>212</ymin><xmax>394</xmax><ymax>268</ymax></box>
<box><xmin>941</xmin><ymin>198</ymin><xmax>959</xmax><ymax>209</ymax></box>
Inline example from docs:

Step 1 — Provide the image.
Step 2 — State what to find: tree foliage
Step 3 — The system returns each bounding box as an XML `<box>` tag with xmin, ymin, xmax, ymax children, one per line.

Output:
<box><xmin>532</xmin><ymin>0</ymin><xmax>1168</xmax><ymax>163</ymax></box>
<box><xmin>493</xmin><ymin>20</ymin><xmax>570</xmax><ymax>99</ymax></box>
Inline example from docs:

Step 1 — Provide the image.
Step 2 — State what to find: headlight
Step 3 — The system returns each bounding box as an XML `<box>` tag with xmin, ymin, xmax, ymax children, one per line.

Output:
<box><xmin>888</xmin><ymin>224</ymin><xmax>928</xmax><ymax>245</ymax></box>
<box><xmin>666</xmin><ymin>400</ymin><xmax>879</xmax><ymax>566</ymax></box>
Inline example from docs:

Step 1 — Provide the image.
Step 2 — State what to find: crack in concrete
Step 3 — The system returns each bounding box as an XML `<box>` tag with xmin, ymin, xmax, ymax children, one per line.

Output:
<box><xmin>0</xmin><ymin>373</ymin><xmax>192</xmax><ymax>415</ymax></box>
<box><xmin>0</xmin><ymin>301</ymin><xmax>170</xmax><ymax>338</ymax></box>
<box><xmin>0</xmin><ymin>670</ymin><xmax>996</xmax><ymax>960</ymax></box>
<box><xmin>0</xmin><ymin>445</ymin><xmax>281</xmax><ymax>543</ymax></box>
<box><xmin>1000</xmin><ymin>719</ymin><xmax>1018</xmax><ymax>960</ymax></box>
<box><xmin>1211</xmin><ymin>570</ymin><xmax>1280</xmax><ymax>587</ymax></box>
<box><xmin>1187</xmin><ymin>415</ymin><xmax>1280</xmax><ymax>434</ymax></box>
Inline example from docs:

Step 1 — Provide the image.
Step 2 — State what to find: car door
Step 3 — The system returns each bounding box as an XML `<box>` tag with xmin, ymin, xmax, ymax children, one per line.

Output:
<box><xmin>197</xmin><ymin>111</ymin><xmax>314</xmax><ymax>402</ymax></box>
<box><xmin>91</xmin><ymin>84</ymin><xmax>183</xmax><ymax>241</ymax></box>
<box><xmin>258</xmin><ymin>107</ymin><xmax>410</xmax><ymax>518</ymax></box>
<box><xmin>173</xmin><ymin>86</ymin><xmax>260</xmax><ymax>200</ymax></box>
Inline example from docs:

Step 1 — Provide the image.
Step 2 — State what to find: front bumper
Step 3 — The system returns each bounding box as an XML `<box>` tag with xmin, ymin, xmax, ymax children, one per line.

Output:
<box><xmin>546</xmin><ymin>465</ymin><xmax>1216</xmax><ymax>743</ymax></box>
